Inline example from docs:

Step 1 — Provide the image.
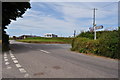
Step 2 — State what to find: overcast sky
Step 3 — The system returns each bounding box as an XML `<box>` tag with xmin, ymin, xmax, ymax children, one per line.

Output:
<box><xmin>7</xmin><ymin>1</ymin><xmax>118</xmax><ymax>37</ymax></box>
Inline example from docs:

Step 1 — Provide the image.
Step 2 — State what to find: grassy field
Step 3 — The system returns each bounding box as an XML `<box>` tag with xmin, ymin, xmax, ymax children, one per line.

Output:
<box><xmin>17</xmin><ymin>37</ymin><xmax>73</xmax><ymax>44</ymax></box>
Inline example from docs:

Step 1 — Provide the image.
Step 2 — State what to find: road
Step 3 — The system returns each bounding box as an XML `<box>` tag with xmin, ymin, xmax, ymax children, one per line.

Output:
<box><xmin>2</xmin><ymin>40</ymin><xmax>118</xmax><ymax>78</ymax></box>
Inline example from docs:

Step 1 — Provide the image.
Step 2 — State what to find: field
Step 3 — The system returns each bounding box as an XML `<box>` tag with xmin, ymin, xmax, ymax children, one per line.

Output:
<box><xmin>17</xmin><ymin>37</ymin><xmax>73</xmax><ymax>44</ymax></box>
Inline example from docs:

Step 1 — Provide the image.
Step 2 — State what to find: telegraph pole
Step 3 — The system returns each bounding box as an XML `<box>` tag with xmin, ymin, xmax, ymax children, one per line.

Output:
<box><xmin>93</xmin><ymin>8</ymin><xmax>97</xmax><ymax>40</ymax></box>
<box><xmin>74</xmin><ymin>30</ymin><xmax>76</xmax><ymax>37</ymax></box>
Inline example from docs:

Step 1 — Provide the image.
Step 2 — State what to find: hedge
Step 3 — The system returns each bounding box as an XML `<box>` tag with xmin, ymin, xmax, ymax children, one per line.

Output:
<box><xmin>71</xmin><ymin>30</ymin><xmax>119</xmax><ymax>59</ymax></box>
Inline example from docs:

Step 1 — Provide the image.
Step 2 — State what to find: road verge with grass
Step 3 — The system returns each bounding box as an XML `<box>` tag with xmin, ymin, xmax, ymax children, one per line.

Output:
<box><xmin>17</xmin><ymin>37</ymin><xmax>73</xmax><ymax>44</ymax></box>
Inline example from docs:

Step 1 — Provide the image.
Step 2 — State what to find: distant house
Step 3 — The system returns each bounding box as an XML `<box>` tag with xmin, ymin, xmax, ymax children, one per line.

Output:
<box><xmin>17</xmin><ymin>35</ymin><xmax>40</xmax><ymax>39</ymax></box>
<box><xmin>44</xmin><ymin>33</ymin><xmax>58</xmax><ymax>38</ymax></box>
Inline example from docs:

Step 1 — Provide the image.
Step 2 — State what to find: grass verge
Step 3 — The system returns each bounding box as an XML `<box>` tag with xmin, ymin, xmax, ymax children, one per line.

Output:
<box><xmin>17</xmin><ymin>37</ymin><xmax>73</xmax><ymax>44</ymax></box>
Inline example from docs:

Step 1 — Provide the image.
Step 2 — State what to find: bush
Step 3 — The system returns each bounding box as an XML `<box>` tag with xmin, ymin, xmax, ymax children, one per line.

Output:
<box><xmin>71</xmin><ymin>38</ymin><xmax>99</xmax><ymax>54</ymax></box>
<box><xmin>98</xmin><ymin>31</ymin><xmax>119</xmax><ymax>58</ymax></box>
<box><xmin>72</xmin><ymin>30</ymin><xmax>119</xmax><ymax>59</ymax></box>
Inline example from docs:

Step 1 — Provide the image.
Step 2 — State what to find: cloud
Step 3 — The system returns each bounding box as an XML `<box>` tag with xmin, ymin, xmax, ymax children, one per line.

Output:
<box><xmin>7</xmin><ymin>2</ymin><xmax>118</xmax><ymax>37</ymax></box>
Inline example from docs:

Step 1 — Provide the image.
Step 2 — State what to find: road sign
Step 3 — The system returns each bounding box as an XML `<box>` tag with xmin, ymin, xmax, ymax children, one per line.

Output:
<box><xmin>95</xmin><ymin>25</ymin><xmax>103</xmax><ymax>30</ymax></box>
<box><xmin>89</xmin><ymin>25</ymin><xmax>103</xmax><ymax>31</ymax></box>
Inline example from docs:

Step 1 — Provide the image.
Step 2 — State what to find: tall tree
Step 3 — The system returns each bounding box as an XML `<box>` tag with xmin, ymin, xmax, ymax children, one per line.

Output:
<box><xmin>2</xmin><ymin>2</ymin><xmax>31</xmax><ymax>51</ymax></box>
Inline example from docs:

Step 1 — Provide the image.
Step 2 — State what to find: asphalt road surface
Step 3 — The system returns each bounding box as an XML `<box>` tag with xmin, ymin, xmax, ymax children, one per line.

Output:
<box><xmin>2</xmin><ymin>40</ymin><xmax>118</xmax><ymax>78</ymax></box>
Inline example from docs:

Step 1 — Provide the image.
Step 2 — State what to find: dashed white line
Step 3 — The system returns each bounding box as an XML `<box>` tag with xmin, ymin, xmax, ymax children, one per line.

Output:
<box><xmin>4</xmin><ymin>56</ymin><xmax>7</xmax><ymax>59</ymax></box>
<box><xmin>7</xmin><ymin>66</ymin><xmax>12</xmax><ymax>69</ymax></box>
<box><xmin>19</xmin><ymin>68</ymin><xmax>27</xmax><ymax>73</ymax></box>
<box><xmin>10</xmin><ymin>54</ymin><xmax>14</xmax><ymax>56</ymax></box>
<box><xmin>15</xmin><ymin>64</ymin><xmax>22</xmax><ymax>68</ymax></box>
<box><xmin>4</xmin><ymin>52</ymin><xmax>12</xmax><ymax>69</ymax></box>
<box><xmin>9</xmin><ymin>50</ymin><xmax>29</xmax><ymax>77</ymax></box>
<box><xmin>13</xmin><ymin>60</ymin><xmax>18</xmax><ymax>64</ymax></box>
<box><xmin>12</xmin><ymin>57</ymin><xmax>17</xmax><ymax>60</ymax></box>
<box><xmin>24</xmin><ymin>73</ymin><xmax>29</xmax><ymax>78</ymax></box>
<box><xmin>4</xmin><ymin>53</ymin><xmax>7</xmax><ymax>57</ymax></box>
<box><xmin>11</xmin><ymin>55</ymin><xmax>15</xmax><ymax>58</ymax></box>
<box><xmin>5</xmin><ymin>62</ymin><xmax>9</xmax><ymax>65</ymax></box>
<box><xmin>4</xmin><ymin>59</ymin><xmax>8</xmax><ymax>62</ymax></box>
<box><xmin>40</xmin><ymin>50</ymin><xmax>50</xmax><ymax>53</ymax></box>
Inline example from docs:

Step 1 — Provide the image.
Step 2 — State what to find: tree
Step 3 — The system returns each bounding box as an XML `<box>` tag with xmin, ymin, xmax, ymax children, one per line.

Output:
<box><xmin>2</xmin><ymin>2</ymin><xmax>31</xmax><ymax>51</ymax></box>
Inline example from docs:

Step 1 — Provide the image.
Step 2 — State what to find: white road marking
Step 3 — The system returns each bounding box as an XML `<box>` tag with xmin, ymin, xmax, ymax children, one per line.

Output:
<box><xmin>4</xmin><ymin>56</ymin><xmax>7</xmax><ymax>59</ymax></box>
<box><xmin>7</xmin><ymin>66</ymin><xmax>12</xmax><ymax>69</ymax></box>
<box><xmin>4</xmin><ymin>59</ymin><xmax>8</xmax><ymax>62</ymax></box>
<box><xmin>10</xmin><ymin>54</ymin><xmax>14</xmax><ymax>56</ymax></box>
<box><xmin>9</xmin><ymin>50</ymin><xmax>30</xmax><ymax>77</ymax></box>
<box><xmin>40</xmin><ymin>50</ymin><xmax>50</xmax><ymax>54</ymax></box>
<box><xmin>12</xmin><ymin>57</ymin><xmax>17</xmax><ymax>60</ymax></box>
<box><xmin>24</xmin><ymin>73</ymin><xmax>29</xmax><ymax>78</ymax></box>
<box><xmin>9</xmin><ymin>50</ymin><xmax>13</xmax><ymax>55</ymax></box>
<box><xmin>19</xmin><ymin>68</ymin><xmax>26</xmax><ymax>73</ymax></box>
<box><xmin>13</xmin><ymin>60</ymin><xmax>18</xmax><ymax>63</ymax></box>
<box><xmin>16</xmin><ymin>64</ymin><xmax>22</xmax><ymax>68</ymax></box>
<box><xmin>5</xmin><ymin>62</ymin><xmax>9</xmax><ymax>65</ymax></box>
<box><xmin>4</xmin><ymin>53</ymin><xmax>7</xmax><ymax>57</ymax></box>
<box><xmin>11</xmin><ymin>55</ymin><xmax>15</xmax><ymax>58</ymax></box>
<box><xmin>4</xmin><ymin>52</ymin><xmax>12</xmax><ymax>69</ymax></box>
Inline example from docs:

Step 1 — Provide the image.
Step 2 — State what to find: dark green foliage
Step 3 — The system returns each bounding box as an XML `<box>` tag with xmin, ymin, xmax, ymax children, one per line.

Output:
<box><xmin>77</xmin><ymin>32</ymin><xmax>94</xmax><ymax>39</ymax></box>
<box><xmin>77</xmin><ymin>31</ymin><xmax>116</xmax><ymax>39</ymax></box>
<box><xmin>72</xmin><ymin>30</ymin><xmax>119</xmax><ymax>59</ymax></box>
<box><xmin>2</xmin><ymin>2</ymin><xmax>31</xmax><ymax>51</ymax></box>
<box><xmin>98</xmin><ymin>31</ymin><xmax>119</xmax><ymax>59</ymax></box>
<box><xmin>71</xmin><ymin>38</ymin><xmax>99</xmax><ymax>54</ymax></box>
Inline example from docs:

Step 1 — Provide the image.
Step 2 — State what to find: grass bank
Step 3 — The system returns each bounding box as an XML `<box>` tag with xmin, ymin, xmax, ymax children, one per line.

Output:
<box><xmin>17</xmin><ymin>37</ymin><xmax>73</xmax><ymax>44</ymax></box>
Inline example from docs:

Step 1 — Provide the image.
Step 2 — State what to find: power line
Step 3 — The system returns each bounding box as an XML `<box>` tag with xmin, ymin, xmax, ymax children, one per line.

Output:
<box><xmin>53</xmin><ymin>3</ymin><xmax>92</xmax><ymax>10</ymax></box>
<box><xmin>99</xmin><ymin>2</ymin><xmax>117</xmax><ymax>9</ymax></box>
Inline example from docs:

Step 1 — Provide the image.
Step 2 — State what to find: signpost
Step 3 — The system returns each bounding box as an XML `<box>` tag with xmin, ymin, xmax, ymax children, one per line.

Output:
<box><xmin>89</xmin><ymin>25</ymin><xmax>103</xmax><ymax>40</ymax></box>
<box><xmin>95</xmin><ymin>25</ymin><xmax>103</xmax><ymax>30</ymax></box>
<box><xmin>89</xmin><ymin>25</ymin><xmax>103</xmax><ymax>31</ymax></box>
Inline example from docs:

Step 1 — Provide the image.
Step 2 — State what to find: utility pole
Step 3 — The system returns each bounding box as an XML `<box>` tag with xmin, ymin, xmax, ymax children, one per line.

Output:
<box><xmin>74</xmin><ymin>30</ymin><xmax>76</xmax><ymax>37</ymax></box>
<box><xmin>93</xmin><ymin>8</ymin><xmax>97</xmax><ymax>40</ymax></box>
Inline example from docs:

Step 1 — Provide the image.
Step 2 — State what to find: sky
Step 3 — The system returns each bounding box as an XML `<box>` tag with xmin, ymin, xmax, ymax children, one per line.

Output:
<box><xmin>6</xmin><ymin>1</ymin><xmax>118</xmax><ymax>37</ymax></box>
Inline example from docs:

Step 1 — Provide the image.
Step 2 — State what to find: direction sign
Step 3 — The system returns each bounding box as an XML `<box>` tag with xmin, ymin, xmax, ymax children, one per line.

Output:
<box><xmin>95</xmin><ymin>25</ymin><xmax>103</xmax><ymax>30</ymax></box>
<box><xmin>89</xmin><ymin>25</ymin><xmax>103</xmax><ymax>31</ymax></box>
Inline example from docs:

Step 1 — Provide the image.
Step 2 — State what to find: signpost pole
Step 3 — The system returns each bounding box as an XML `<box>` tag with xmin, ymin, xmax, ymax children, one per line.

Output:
<box><xmin>93</xmin><ymin>8</ymin><xmax>97</xmax><ymax>40</ymax></box>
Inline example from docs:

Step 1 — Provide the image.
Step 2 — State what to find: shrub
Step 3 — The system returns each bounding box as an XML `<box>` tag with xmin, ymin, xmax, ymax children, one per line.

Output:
<box><xmin>71</xmin><ymin>37</ymin><xmax>99</xmax><ymax>54</ymax></box>
<box><xmin>72</xmin><ymin>30</ymin><xmax>119</xmax><ymax>59</ymax></box>
<box><xmin>98</xmin><ymin>31</ymin><xmax>119</xmax><ymax>59</ymax></box>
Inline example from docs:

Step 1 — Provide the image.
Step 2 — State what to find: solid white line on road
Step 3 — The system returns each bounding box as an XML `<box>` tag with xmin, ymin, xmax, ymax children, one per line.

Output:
<box><xmin>5</xmin><ymin>62</ymin><xmax>9</xmax><ymax>65</ymax></box>
<box><xmin>19</xmin><ymin>68</ymin><xmax>27</xmax><ymax>73</ymax></box>
<box><xmin>16</xmin><ymin>64</ymin><xmax>22</xmax><ymax>68</ymax></box>
<box><xmin>40</xmin><ymin>50</ymin><xmax>50</xmax><ymax>54</ymax></box>
<box><xmin>13</xmin><ymin>60</ymin><xmax>18</xmax><ymax>64</ymax></box>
